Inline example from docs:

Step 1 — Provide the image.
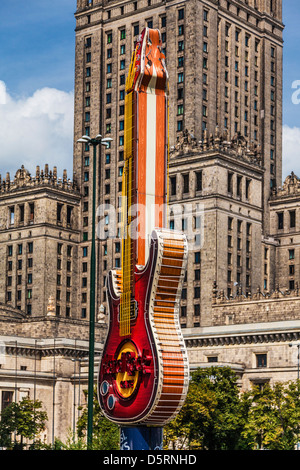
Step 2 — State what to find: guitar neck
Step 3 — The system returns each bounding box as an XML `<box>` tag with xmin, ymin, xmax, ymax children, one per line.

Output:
<box><xmin>120</xmin><ymin>90</ymin><xmax>136</xmax><ymax>337</ymax></box>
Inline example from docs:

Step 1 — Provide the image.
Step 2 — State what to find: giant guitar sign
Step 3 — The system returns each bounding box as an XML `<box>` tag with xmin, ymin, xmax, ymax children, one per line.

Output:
<box><xmin>98</xmin><ymin>28</ymin><xmax>189</xmax><ymax>426</ymax></box>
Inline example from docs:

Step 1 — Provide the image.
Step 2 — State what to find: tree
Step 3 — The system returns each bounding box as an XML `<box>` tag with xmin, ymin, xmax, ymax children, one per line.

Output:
<box><xmin>76</xmin><ymin>387</ymin><xmax>119</xmax><ymax>450</ymax></box>
<box><xmin>0</xmin><ymin>397</ymin><xmax>48</xmax><ymax>450</ymax></box>
<box><xmin>240</xmin><ymin>381</ymin><xmax>300</xmax><ymax>450</ymax></box>
<box><xmin>164</xmin><ymin>366</ymin><xmax>244</xmax><ymax>450</ymax></box>
<box><xmin>164</xmin><ymin>379</ymin><xmax>217</xmax><ymax>449</ymax></box>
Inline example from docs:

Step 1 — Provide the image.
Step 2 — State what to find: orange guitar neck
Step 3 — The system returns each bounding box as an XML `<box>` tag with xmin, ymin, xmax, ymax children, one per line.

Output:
<box><xmin>120</xmin><ymin>28</ymin><xmax>169</xmax><ymax>336</ymax></box>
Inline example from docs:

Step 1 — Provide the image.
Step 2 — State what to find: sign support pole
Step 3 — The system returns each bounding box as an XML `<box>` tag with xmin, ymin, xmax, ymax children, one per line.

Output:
<box><xmin>120</xmin><ymin>426</ymin><xmax>163</xmax><ymax>451</ymax></box>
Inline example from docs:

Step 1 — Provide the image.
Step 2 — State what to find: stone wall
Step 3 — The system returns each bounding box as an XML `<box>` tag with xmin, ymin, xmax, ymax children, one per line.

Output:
<box><xmin>212</xmin><ymin>287</ymin><xmax>300</xmax><ymax>326</ymax></box>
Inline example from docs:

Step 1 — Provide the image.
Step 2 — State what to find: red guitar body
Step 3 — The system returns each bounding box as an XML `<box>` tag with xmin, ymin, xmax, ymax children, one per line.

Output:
<box><xmin>98</xmin><ymin>229</ymin><xmax>189</xmax><ymax>426</ymax></box>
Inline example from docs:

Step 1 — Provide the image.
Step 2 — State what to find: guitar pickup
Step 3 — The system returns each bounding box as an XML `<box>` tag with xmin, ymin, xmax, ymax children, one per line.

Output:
<box><xmin>117</xmin><ymin>300</ymin><xmax>138</xmax><ymax>323</ymax></box>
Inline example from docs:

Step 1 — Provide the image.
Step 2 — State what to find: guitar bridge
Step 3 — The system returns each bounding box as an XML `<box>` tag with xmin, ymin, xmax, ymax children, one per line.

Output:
<box><xmin>130</xmin><ymin>300</ymin><xmax>138</xmax><ymax>321</ymax></box>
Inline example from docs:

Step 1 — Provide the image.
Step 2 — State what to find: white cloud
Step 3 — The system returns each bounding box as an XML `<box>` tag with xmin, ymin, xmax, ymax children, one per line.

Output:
<box><xmin>0</xmin><ymin>82</ymin><xmax>6</xmax><ymax>105</ymax></box>
<box><xmin>0</xmin><ymin>81</ymin><xmax>74</xmax><ymax>180</ymax></box>
<box><xmin>282</xmin><ymin>125</ymin><xmax>300</xmax><ymax>180</ymax></box>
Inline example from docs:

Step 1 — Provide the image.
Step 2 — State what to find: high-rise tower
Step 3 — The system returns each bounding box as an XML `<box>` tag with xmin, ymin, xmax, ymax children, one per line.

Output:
<box><xmin>73</xmin><ymin>0</ymin><xmax>283</xmax><ymax>323</ymax></box>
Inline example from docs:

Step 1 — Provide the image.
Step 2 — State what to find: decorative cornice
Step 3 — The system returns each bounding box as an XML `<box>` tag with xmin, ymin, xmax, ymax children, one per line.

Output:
<box><xmin>270</xmin><ymin>172</ymin><xmax>300</xmax><ymax>200</ymax></box>
<box><xmin>0</xmin><ymin>165</ymin><xmax>79</xmax><ymax>195</ymax></box>
<box><xmin>185</xmin><ymin>330</ymin><xmax>300</xmax><ymax>349</ymax></box>
<box><xmin>212</xmin><ymin>281</ymin><xmax>300</xmax><ymax>305</ymax></box>
<box><xmin>170</xmin><ymin>128</ymin><xmax>263</xmax><ymax>169</ymax></box>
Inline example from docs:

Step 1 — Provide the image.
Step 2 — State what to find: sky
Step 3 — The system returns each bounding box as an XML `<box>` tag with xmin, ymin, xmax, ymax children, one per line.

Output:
<box><xmin>0</xmin><ymin>0</ymin><xmax>299</xmax><ymax>181</ymax></box>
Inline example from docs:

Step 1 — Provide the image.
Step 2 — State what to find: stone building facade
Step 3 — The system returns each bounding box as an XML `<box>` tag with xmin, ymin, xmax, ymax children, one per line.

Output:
<box><xmin>0</xmin><ymin>165</ymin><xmax>106</xmax><ymax>444</ymax></box>
<box><xmin>169</xmin><ymin>130</ymin><xmax>264</xmax><ymax>327</ymax></box>
<box><xmin>73</xmin><ymin>0</ymin><xmax>284</xmax><ymax>319</ymax></box>
<box><xmin>0</xmin><ymin>0</ymin><xmax>299</xmax><ymax>446</ymax></box>
<box><xmin>0</xmin><ymin>165</ymin><xmax>82</xmax><ymax>319</ymax></box>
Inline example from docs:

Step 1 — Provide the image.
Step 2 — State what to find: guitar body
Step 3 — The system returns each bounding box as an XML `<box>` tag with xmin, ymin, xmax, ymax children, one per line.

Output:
<box><xmin>98</xmin><ymin>229</ymin><xmax>189</xmax><ymax>425</ymax></box>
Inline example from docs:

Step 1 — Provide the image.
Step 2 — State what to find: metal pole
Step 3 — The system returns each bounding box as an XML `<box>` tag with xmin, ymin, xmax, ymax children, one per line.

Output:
<box><xmin>52</xmin><ymin>337</ymin><xmax>56</xmax><ymax>446</ymax></box>
<box><xmin>78</xmin><ymin>358</ymin><xmax>81</xmax><ymax>422</ymax></box>
<box><xmin>120</xmin><ymin>426</ymin><xmax>164</xmax><ymax>451</ymax></box>
<box><xmin>73</xmin><ymin>358</ymin><xmax>76</xmax><ymax>436</ymax></box>
<box><xmin>33</xmin><ymin>339</ymin><xmax>37</xmax><ymax>445</ymax></box>
<box><xmin>87</xmin><ymin>142</ymin><xmax>97</xmax><ymax>449</ymax></box>
<box><xmin>297</xmin><ymin>344</ymin><xmax>300</xmax><ymax>380</ymax></box>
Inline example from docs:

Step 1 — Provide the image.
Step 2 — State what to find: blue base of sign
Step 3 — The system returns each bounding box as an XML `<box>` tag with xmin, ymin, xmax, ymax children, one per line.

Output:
<box><xmin>120</xmin><ymin>426</ymin><xmax>163</xmax><ymax>450</ymax></box>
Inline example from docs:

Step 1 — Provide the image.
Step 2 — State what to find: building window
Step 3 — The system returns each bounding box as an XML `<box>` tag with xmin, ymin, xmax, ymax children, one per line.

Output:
<box><xmin>277</xmin><ymin>212</ymin><xmax>284</xmax><ymax>230</ymax></box>
<box><xmin>1</xmin><ymin>391</ymin><xmax>13</xmax><ymax>411</ymax></box>
<box><xmin>196</xmin><ymin>171</ymin><xmax>202</xmax><ymax>191</ymax></box>
<box><xmin>246</xmin><ymin>179</ymin><xmax>251</xmax><ymax>200</ymax></box>
<box><xmin>183</xmin><ymin>174</ymin><xmax>189</xmax><ymax>194</ymax></box>
<box><xmin>178</xmin><ymin>56</ymin><xmax>184</xmax><ymax>68</ymax></box>
<box><xmin>289</xmin><ymin>249</ymin><xmax>295</xmax><ymax>260</ymax></box>
<box><xmin>194</xmin><ymin>287</ymin><xmax>200</xmax><ymax>298</ymax></box>
<box><xmin>256</xmin><ymin>354</ymin><xmax>267</xmax><ymax>368</ymax></box>
<box><xmin>29</xmin><ymin>203</ymin><xmax>34</xmax><ymax>223</ymax></box>
<box><xmin>289</xmin><ymin>265</ymin><xmax>295</xmax><ymax>276</ymax></box>
<box><xmin>170</xmin><ymin>176</ymin><xmax>176</xmax><ymax>196</ymax></box>
<box><xmin>207</xmin><ymin>356</ymin><xmax>218</xmax><ymax>363</ymax></box>
<box><xmin>178</xmin><ymin>24</ymin><xmax>185</xmax><ymax>35</ymax></box>
<box><xmin>228</xmin><ymin>172</ymin><xmax>233</xmax><ymax>194</ymax></box>
<box><xmin>177</xmin><ymin>120</ymin><xmax>183</xmax><ymax>131</ymax></box>
<box><xmin>178</xmin><ymin>8</ymin><xmax>184</xmax><ymax>20</ymax></box>
<box><xmin>177</xmin><ymin>104</ymin><xmax>184</xmax><ymax>115</ymax></box>
<box><xmin>290</xmin><ymin>210</ymin><xmax>296</xmax><ymax>229</ymax></box>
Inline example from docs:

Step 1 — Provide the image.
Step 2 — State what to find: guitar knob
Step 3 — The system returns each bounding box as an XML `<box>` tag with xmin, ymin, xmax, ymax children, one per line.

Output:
<box><xmin>100</xmin><ymin>381</ymin><xmax>109</xmax><ymax>396</ymax></box>
<box><xmin>107</xmin><ymin>394</ymin><xmax>116</xmax><ymax>410</ymax></box>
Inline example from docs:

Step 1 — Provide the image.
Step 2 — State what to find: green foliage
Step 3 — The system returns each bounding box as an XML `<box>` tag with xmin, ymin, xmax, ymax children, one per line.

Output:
<box><xmin>0</xmin><ymin>397</ymin><xmax>48</xmax><ymax>450</ymax></box>
<box><xmin>164</xmin><ymin>366</ymin><xmax>243</xmax><ymax>450</ymax></box>
<box><xmin>240</xmin><ymin>381</ymin><xmax>300</xmax><ymax>450</ymax></box>
<box><xmin>75</xmin><ymin>387</ymin><xmax>120</xmax><ymax>450</ymax></box>
<box><xmin>164</xmin><ymin>367</ymin><xmax>300</xmax><ymax>451</ymax></box>
<box><xmin>2</xmin><ymin>371</ymin><xmax>300</xmax><ymax>451</ymax></box>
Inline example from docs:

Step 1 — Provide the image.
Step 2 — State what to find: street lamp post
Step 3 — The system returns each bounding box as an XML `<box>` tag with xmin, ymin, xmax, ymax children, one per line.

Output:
<box><xmin>77</xmin><ymin>134</ymin><xmax>112</xmax><ymax>449</ymax></box>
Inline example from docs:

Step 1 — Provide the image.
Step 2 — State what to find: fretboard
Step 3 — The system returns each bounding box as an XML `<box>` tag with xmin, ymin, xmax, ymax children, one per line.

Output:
<box><xmin>120</xmin><ymin>90</ymin><xmax>136</xmax><ymax>337</ymax></box>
